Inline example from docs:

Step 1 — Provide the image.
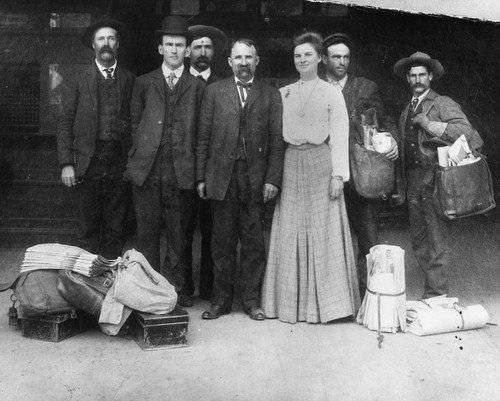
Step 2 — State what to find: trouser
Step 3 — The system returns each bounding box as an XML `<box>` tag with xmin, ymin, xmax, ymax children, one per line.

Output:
<box><xmin>133</xmin><ymin>144</ymin><xmax>193</xmax><ymax>293</ymax></box>
<box><xmin>406</xmin><ymin>167</ymin><xmax>451</xmax><ymax>298</ymax></box>
<box><xmin>74</xmin><ymin>141</ymin><xmax>129</xmax><ymax>259</ymax></box>
<box><xmin>210</xmin><ymin>159</ymin><xmax>266</xmax><ymax>311</ymax></box>
<box><xmin>344</xmin><ymin>183</ymin><xmax>379</xmax><ymax>297</ymax></box>
<box><xmin>184</xmin><ymin>194</ymin><xmax>214</xmax><ymax>298</ymax></box>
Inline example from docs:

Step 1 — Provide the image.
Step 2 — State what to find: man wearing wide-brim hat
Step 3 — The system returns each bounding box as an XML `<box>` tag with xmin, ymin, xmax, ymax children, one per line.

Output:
<box><xmin>393</xmin><ymin>51</ymin><xmax>482</xmax><ymax>299</ymax></box>
<box><xmin>183</xmin><ymin>24</ymin><xmax>228</xmax><ymax>307</ymax></box>
<box><xmin>57</xmin><ymin>17</ymin><xmax>136</xmax><ymax>259</ymax></box>
<box><xmin>125</xmin><ymin>16</ymin><xmax>206</xmax><ymax>307</ymax></box>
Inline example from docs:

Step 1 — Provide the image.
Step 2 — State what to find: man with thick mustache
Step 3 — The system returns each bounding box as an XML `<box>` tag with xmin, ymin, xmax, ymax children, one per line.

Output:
<box><xmin>125</xmin><ymin>16</ymin><xmax>205</xmax><ymax>306</ymax></box>
<box><xmin>394</xmin><ymin>52</ymin><xmax>481</xmax><ymax>298</ymax></box>
<box><xmin>183</xmin><ymin>25</ymin><xmax>228</xmax><ymax>306</ymax></box>
<box><xmin>57</xmin><ymin>19</ymin><xmax>135</xmax><ymax>258</ymax></box>
<box><xmin>197</xmin><ymin>39</ymin><xmax>285</xmax><ymax>320</ymax></box>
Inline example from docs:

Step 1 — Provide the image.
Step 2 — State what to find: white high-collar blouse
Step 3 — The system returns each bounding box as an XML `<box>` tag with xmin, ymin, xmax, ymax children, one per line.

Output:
<box><xmin>279</xmin><ymin>78</ymin><xmax>350</xmax><ymax>181</ymax></box>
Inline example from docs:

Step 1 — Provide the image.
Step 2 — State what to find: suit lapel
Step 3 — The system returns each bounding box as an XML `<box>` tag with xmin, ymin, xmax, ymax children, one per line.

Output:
<box><xmin>224</xmin><ymin>79</ymin><xmax>240</xmax><ymax>111</ymax></box>
<box><xmin>175</xmin><ymin>71</ymin><xmax>192</xmax><ymax>104</ymax></box>
<box><xmin>152</xmin><ymin>67</ymin><xmax>166</xmax><ymax>103</ymax></box>
<box><xmin>245</xmin><ymin>78</ymin><xmax>262</xmax><ymax>109</ymax></box>
<box><xmin>421</xmin><ymin>89</ymin><xmax>437</xmax><ymax>116</ymax></box>
<box><xmin>85</xmin><ymin>65</ymin><xmax>98</xmax><ymax>109</ymax></box>
<box><xmin>115</xmin><ymin>65</ymin><xmax>126</xmax><ymax>115</ymax></box>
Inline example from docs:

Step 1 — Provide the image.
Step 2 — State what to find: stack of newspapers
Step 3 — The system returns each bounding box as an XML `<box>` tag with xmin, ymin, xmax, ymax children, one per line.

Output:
<box><xmin>20</xmin><ymin>243</ymin><xmax>121</xmax><ymax>277</ymax></box>
<box><xmin>356</xmin><ymin>245</ymin><xmax>407</xmax><ymax>333</ymax></box>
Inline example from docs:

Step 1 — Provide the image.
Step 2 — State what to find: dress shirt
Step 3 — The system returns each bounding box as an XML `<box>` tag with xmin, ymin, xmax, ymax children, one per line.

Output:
<box><xmin>162</xmin><ymin>63</ymin><xmax>185</xmax><ymax>87</ymax></box>
<box><xmin>326</xmin><ymin>73</ymin><xmax>348</xmax><ymax>91</ymax></box>
<box><xmin>280</xmin><ymin>78</ymin><xmax>350</xmax><ymax>181</ymax></box>
<box><xmin>411</xmin><ymin>89</ymin><xmax>430</xmax><ymax>111</ymax></box>
<box><xmin>234</xmin><ymin>76</ymin><xmax>255</xmax><ymax>107</ymax></box>
<box><xmin>189</xmin><ymin>66</ymin><xmax>211</xmax><ymax>82</ymax></box>
<box><xmin>95</xmin><ymin>59</ymin><xmax>117</xmax><ymax>79</ymax></box>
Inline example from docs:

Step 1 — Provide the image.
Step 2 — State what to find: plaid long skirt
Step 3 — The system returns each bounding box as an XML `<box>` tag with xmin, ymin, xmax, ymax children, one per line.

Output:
<box><xmin>261</xmin><ymin>143</ymin><xmax>361</xmax><ymax>323</ymax></box>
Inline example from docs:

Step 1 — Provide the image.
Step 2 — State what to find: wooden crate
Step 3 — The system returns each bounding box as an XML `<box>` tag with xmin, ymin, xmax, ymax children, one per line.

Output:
<box><xmin>128</xmin><ymin>308</ymin><xmax>189</xmax><ymax>351</ymax></box>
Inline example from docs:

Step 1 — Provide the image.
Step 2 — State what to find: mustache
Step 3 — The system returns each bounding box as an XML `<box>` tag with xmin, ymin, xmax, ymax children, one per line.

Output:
<box><xmin>195</xmin><ymin>56</ymin><xmax>210</xmax><ymax>63</ymax></box>
<box><xmin>412</xmin><ymin>83</ymin><xmax>425</xmax><ymax>88</ymax></box>
<box><xmin>99</xmin><ymin>46</ymin><xmax>115</xmax><ymax>54</ymax></box>
<box><xmin>238</xmin><ymin>66</ymin><xmax>251</xmax><ymax>72</ymax></box>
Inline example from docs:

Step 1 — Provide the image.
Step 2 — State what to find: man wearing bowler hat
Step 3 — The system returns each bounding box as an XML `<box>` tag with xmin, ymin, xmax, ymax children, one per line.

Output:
<box><xmin>320</xmin><ymin>33</ymin><xmax>398</xmax><ymax>298</ymax></box>
<box><xmin>125</xmin><ymin>16</ymin><xmax>205</xmax><ymax>306</ymax></box>
<box><xmin>394</xmin><ymin>51</ymin><xmax>481</xmax><ymax>299</ymax></box>
<box><xmin>57</xmin><ymin>18</ymin><xmax>135</xmax><ymax>259</ymax></box>
<box><xmin>183</xmin><ymin>24</ymin><xmax>228</xmax><ymax>306</ymax></box>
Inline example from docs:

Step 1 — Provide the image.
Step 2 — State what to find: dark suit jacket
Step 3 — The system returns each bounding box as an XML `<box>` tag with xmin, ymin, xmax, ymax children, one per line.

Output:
<box><xmin>196</xmin><ymin>77</ymin><xmax>285</xmax><ymax>202</ymax></box>
<box><xmin>125</xmin><ymin>68</ymin><xmax>205</xmax><ymax>188</ymax></box>
<box><xmin>57</xmin><ymin>64</ymin><xmax>136</xmax><ymax>177</ymax></box>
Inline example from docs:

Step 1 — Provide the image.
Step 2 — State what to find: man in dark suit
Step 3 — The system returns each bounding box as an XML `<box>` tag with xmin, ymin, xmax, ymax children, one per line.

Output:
<box><xmin>321</xmin><ymin>33</ymin><xmax>398</xmax><ymax>298</ymax></box>
<box><xmin>197</xmin><ymin>39</ymin><xmax>285</xmax><ymax>320</ymax></box>
<box><xmin>125</xmin><ymin>16</ymin><xmax>205</xmax><ymax>306</ymax></box>
<box><xmin>183</xmin><ymin>25</ymin><xmax>228</xmax><ymax>306</ymax></box>
<box><xmin>57</xmin><ymin>18</ymin><xmax>135</xmax><ymax>259</ymax></box>
<box><xmin>394</xmin><ymin>52</ymin><xmax>480</xmax><ymax>299</ymax></box>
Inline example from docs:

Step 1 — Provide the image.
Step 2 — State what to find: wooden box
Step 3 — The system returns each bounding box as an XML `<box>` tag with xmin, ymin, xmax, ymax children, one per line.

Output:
<box><xmin>21</xmin><ymin>312</ymin><xmax>86</xmax><ymax>342</ymax></box>
<box><xmin>128</xmin><ymin>308</ymin><xmax>189</xmax><ymax>351</ymax></box>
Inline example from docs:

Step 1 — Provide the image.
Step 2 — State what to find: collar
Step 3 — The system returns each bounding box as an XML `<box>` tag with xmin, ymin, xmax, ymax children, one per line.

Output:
<box><xmin>326</xmin><ymin>73</ymin><xmax>348</xmax><ymax>90</ymax></box>
<box><xmin>162</xmin><ymin>63</ymin><xmax>185</xmax><ymax>79</ymax></box>
<box><xmin>190</xmin><ymin>66</ymin><xmax>211</xmax><ymax>81</ymax></box>
<box><xmin>412</xmin><ymin>89</ymin><xmax>431</xmax><ymax>108</ymax></box>
<box><xmin>95</xmin><ymin>59</ymin><xmax>117</xmax><ymax>78</ymax></box>
<box><xmin>234</xmin><ymin>76</ymin><xmax>254</xmax><ymax>86</ymax></box>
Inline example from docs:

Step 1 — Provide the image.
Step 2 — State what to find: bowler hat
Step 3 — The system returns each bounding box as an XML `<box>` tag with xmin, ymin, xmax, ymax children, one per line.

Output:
<box><xmin>156</xmin><ymin>16</ymin><xmax>193</xmax><ymax>45</ymax></box>
<box><xmin>188</xmin><ymin>25</ymin><xmax>228</xmax><ymax>55</ymax></box>
<box><xmin>81</xmin><ymin>17</ymin><xmax>128</xmax><ymax>49</ymax></box>
<box><xmin>394</xmin><ymin>51</ymin><xmax>444</xmax><ymax>80</ymax></box>
<box><xmin>322</xmin><ymin>33</ymin><xmax>352</xmax><ymax>54</ymax></box>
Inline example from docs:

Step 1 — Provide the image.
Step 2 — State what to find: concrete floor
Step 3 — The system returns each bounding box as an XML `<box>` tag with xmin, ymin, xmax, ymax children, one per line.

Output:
<box><xmin>1</xmin><ymin>210</ymin><xmax>499</xmax><ymax>401</ymax></box>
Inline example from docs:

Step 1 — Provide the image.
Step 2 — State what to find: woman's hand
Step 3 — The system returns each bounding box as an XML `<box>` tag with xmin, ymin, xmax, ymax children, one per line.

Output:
<box><xmin>329</xmin><ymin>177</ymin><xmax>343</xmax><ymax>200</ymax></box>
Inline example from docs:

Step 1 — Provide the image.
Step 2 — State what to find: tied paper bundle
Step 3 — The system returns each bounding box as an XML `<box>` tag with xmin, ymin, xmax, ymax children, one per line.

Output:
<box><xmin>437</xmin><ymin>134</ymin><xmax>479</xmax><ymax>167</ymax></box>
<box><xmin>356</xmin><ymin>245</ymin><xmax>407</xmax><ymax>340</ymax></box>
<box><xmin>21</xmin><ymin>243</ymin><xmax>121</xmax><ymax>277</ymax></box>
<box><xmin>406</xmin><ymin>296</ymin><xmax>489</xmax><ymax>336</ymax></box>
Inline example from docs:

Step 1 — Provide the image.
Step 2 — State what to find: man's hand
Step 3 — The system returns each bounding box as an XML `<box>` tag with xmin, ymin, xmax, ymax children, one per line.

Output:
<box><xmin>329</xmin><ymin>177</ymin><xmax>343</xmax><ymax>200</ymax></box>
<box><xmin>263</xmin><ymin>183</ymin><xmax>278</xmax><ymax>203</ymax></box>
<box><xmin>412</xmin><ymin>113</ymin><xmax>430</xmax><ymax>130</ymax></box>
<box><xmin>385</xmin><ymin>136</ymin><xmax>399</xmax><ymax>161</ymax></box>
<box><xmin>61</xmin><ymin>165</ymin><xmax>77</xmax><ymax>187</ymax></box>
<box><xmin>197</xmin><ymin>181</ymin><xmax>208</xmax><ymax>200</ymax></box>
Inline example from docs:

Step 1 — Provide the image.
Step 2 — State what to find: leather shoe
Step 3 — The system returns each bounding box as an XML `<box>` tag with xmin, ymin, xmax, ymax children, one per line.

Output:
<box><xmin>202</xmin><ymin>304</ymin><xmax>230</xmax><ymax>320</ymax></box>
<box><xmin>247</xmin><ymin>306</ymin><xmax>265</xmax><ymax>321</ymax></box>
<box><xmin>178</xmin><ymin>294</ymin><xmax>193</xmax><ymax>307</ymax></box>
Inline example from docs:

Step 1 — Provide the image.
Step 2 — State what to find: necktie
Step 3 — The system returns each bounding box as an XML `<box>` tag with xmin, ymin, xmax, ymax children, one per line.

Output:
<box><xmin>167</xmin><ymin>72</ymin><xmax>176</xmax><ymax>89</ymax></box>
<box><xmin>411</xmin><ymin>98</ymin><xmax>419</xmax><ymax>113</ymax></box>
<box><xmin>104</xmin><ymin>67</ymin><xmax>114</xmax><ymax>80</ymax></box>
<box><xmin>196</xmin><ymin>75</ymin><xmax>206</xmax><ymax>83</ymax></box>
<box><xmin>237</xmin><ymin>81</ymin><xmax>252</xmax><ymax>105</ymax></box>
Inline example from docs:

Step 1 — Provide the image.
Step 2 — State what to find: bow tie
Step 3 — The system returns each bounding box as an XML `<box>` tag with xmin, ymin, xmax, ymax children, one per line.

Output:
<box><xmin>237</xmin><ymin>81</ymin><xmax>252</xmax><ymax>89</ymax></box>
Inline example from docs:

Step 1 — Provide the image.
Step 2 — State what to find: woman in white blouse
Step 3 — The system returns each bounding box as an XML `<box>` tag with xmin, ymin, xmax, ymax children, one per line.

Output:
<box><xmin>261</xmin><ymin>31</ymin><xmax>360</xmax><ymax>324</ymax></box>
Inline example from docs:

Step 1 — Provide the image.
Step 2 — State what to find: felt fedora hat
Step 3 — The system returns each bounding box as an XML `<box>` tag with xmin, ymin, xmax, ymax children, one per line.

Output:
<box><xmin>156</xmin><ymin>16</ymin><xmax>193</xmax><ymax>45</ymax></box>
<box><xmin>81</xmin><ymin>17</ymin><xmax>128</xmax><ymax>49</ymax></box>
<box><xmin>394</xmin><ymin>51</ymin><xmax>444</xmax><ymax>79</ymax></box>
<box><xmin>188</xmin><ymin>25</ymin><xmax>228</xmax><ymax>55</ymax></box>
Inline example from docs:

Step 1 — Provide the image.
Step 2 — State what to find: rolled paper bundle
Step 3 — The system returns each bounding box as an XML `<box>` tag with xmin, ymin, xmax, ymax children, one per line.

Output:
<box><xmin>437</xmin><ymin>146</ymin><xmax>450</xmax><ymax>167</ymax></box>
<box><xmin>407</xmin><ymin>302</ymin><xmax>489</xmax><ymax>336</ymax></box>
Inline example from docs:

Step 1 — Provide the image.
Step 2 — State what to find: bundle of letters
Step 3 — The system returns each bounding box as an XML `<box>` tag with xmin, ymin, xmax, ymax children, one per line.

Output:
<box><xmin>356</xmin><ymin>245</ymin><xmax>407</xmax><ymax>334</ymax></box>
<box><xmin>406</xmin><ymin>296</ymin><xmax>489</xmax><ymax>336</ymax></box>
<box><xmin>20</xmin><ymin>243</ymin><xmax>121</xmax><ymax>277</ymax></box>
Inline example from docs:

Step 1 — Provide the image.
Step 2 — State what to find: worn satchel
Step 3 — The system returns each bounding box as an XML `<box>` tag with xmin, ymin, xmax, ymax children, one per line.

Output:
<box><xmin>433</xmin><ymin>157</ymin><xmax>495</xmax><ymax>219</ymax></box>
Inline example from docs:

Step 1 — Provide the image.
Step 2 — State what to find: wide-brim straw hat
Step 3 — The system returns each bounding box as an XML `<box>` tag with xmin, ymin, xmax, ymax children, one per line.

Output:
<box><xmin>188</xmin><ymin>25</ymin><xmax>228</xmax><ymax>55</ymax></box>
<box><xmin>393</xmin><ymin>51</ymin><xmax>444</xmax><ymax>79</ymax></box>
<box><xmin>155</xmin><ymin>16</ymin><xmax>193</xmax><ymax>45</ymax></box>
<box><xmin>81</xmin><ymin>17</ymin><xmax>128</xmax><ymax>49</ymax></box>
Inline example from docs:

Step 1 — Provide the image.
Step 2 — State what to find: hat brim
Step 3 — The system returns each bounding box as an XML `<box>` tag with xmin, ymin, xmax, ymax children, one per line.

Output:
<box><xmin>155</xmin><ymin>30</ymin><xmax>194</xmax><ymax>46</ymax></box>
<box><xmin>394</xmin><ymin>56</ymin><xmax>444</xmax><ymax>80</ymax></box>
<box><xmin>81</xmin><ymin>18</ymin><xmax>128</xmax><ymax>49</ymax></box>
<box><xmin>188</xmin><ymin>25</ymin><xmax>228</xmax><ymax>55</ymax></box>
